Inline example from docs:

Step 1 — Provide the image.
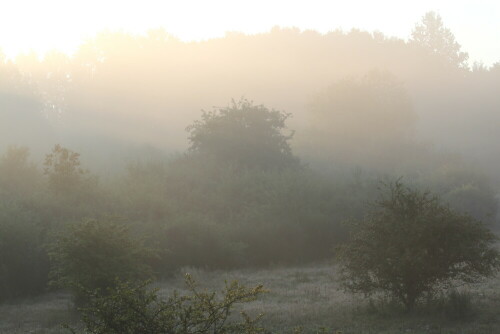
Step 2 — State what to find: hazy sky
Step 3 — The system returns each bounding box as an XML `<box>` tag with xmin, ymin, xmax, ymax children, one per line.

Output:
<box><xmin>1</xmin><ymin>0</ymin><xmax>498</xmax><ymax>66</ymax></box>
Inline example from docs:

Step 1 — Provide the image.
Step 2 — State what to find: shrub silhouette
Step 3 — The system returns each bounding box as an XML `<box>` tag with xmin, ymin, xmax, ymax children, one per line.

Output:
<box><xmin>338</xmin><ymin>181</ymin><xmax>499</xmax><ymax>311</ymax></box>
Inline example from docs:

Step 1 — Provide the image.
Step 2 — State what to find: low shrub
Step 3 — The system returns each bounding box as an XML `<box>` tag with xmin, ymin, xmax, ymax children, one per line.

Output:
<box><xmin>68</xmin><ymin>274</ymin><xmax>265</xmax><ymax>334</ymax></box>
<box><xmin>49</xmin><ymin>219</ymin><xmax>157</xmax><ymax>304</ymax></box>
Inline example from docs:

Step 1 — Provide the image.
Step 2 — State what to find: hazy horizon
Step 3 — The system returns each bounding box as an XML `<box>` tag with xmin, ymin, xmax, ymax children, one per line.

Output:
<box><xmin>1</xmin><ymin>0</ymin><xmax>499</xmax><ymax>66</ymax></box>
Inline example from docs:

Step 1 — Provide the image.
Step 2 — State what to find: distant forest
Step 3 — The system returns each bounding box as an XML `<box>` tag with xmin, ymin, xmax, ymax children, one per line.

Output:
<box><xmin>1</xmin><ymin>13</ymin><xmax>499</xmax><ymax>173</ymax></box>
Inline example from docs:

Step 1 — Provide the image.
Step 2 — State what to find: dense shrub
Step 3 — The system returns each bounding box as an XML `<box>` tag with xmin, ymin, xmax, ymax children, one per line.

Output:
<box><xmin>49</xmin><ymin>219</ymin><xmax>157</xmax><ymax>304</ymax></box>
<box><xmin>338</xmin><ymin>181</ymin><xmax>500</xmax><ymax>311</ymax></box>
<box><xmin>126</xmin><ymin>158</ymin><xmax>354</xmax><ymax>269</ymax></box>
<box><xmin>70</xmin><ymin>275</ymin><xmax>265</xmax><ymax>334</ymax></box>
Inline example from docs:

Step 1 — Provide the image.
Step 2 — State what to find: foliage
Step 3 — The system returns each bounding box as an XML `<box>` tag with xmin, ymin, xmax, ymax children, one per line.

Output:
<box><xmin>69</xmin><ymin>275</ymin><xmax>265</xmax><ymax>334</ymax></box>
<box><xmin>43</xmin><ymin>144</ymin><xmax>89</xmax><ymax>195</ymax></box>
<box><xmin>186</xmin><ymin>99</ymin><xmax>297</xmax><ymax>170</ymax></box>
<box><xmin>424</xmin><ymin>164</ymin><xmax>498</xmax><ymax>223</ymax></box>
<box><xmin>411</xmin><ymin>11</ymin><xmax>469</xmax><ymax>68</ymax></box>
<box><xmin>338</xmin><ymin>181</ymin><xmax>500</xmax><ymax>311</ymax></box>
<box><xmin>125</xmin><ymin>157</ymin><xmax>354</xmax><ymax>269</ymax></box>
<box><xmin>49</xmin><ymin>219</ymin><xmax>157</xmax><ymax>304</ymax></box>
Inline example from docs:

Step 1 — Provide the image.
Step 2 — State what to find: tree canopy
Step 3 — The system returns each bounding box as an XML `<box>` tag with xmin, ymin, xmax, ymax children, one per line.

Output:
<box><xmin>186</xmin><ymin>99</ymin><xmax>297</xmax><ymax>169</ymax></box>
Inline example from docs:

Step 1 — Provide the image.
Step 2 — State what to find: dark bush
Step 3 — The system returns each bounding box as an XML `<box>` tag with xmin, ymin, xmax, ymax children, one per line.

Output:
<box><xmin>338</xmin><ymin>181</ymin><xmax>500</xmax><ymax>311</ymax></box>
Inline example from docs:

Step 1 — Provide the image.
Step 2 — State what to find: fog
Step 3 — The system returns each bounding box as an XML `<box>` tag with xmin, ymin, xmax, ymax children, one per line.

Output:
<box><xmin>3</xmin><ymin>13</ymin><xmax>500</xmax><ymax>217</ymax></box>
<box><xmin>2</xmin><ymin>22</ymin><xmax>498</xmax><ymax>177</ymax></box>
<box><xmin>2</xmin><ymin>11</ymin><xmax>500</xmax><ymax>332</ymax></box>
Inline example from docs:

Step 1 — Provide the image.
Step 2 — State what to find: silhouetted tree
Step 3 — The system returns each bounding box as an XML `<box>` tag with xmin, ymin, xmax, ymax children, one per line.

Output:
<box><xmin>187</xmin><ymin>99</ymin><xmax>298</xmax><ymax>169</ymax></box>
<box><xmin>411</xmin><ymin>12</ymin><xmax>469</xmax><ymax>68</ymax></box>
<box><xmin>338</xmin><ymin>181</ymin><xmax>499</xmax><ymax>311</ymax></box>
<box><xmin>43</xmin><ymin>144</ymin><xmax>87</xmax><ymax>195</ymax></box>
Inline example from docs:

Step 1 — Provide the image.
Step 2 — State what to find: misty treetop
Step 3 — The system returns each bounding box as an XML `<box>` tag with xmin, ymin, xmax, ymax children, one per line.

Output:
<box><xmin>186</xmin><ymin>99</ymin><xmax>298</xmax><ymax>169</ymax></box>
<box><xmin>410</xmin><ymin>11</ymin><xmax>469</xmax><ymax>68</ymax></box>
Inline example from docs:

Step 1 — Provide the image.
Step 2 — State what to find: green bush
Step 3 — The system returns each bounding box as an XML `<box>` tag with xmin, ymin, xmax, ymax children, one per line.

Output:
<box><xmin>49</xmin><ymin>219</ymin><xmax>157</xmax><ymax>304</ymax></box>
<box><xmin>338</xmin><ymin>181</ymin><xmax>500</xmax><ymax>311</ymax></box>
<box><xmin>69</xmin><ymin>275</ymin><xmax>265</xmax><ymax>334</ymax></box>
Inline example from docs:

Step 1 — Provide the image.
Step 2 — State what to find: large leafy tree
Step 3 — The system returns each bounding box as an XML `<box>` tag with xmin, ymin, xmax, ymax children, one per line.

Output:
<box><xmin>186</xmin><ymin>99</ymin><xmax>297</xmax><ymax>170</ymax></box>
<box><xmin>411</xmin><ymin>11</ymin><xmax>469</xmax><ymax>68</ymax></box>
<box><xmin>338</xmin><ymin>181</ymin><xmax>499</xmax><ymax>311</ymax></box>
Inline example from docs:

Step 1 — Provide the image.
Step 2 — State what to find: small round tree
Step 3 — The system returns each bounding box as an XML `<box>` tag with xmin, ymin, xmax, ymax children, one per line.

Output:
<box><xmin>186</xmin><ymin>98</ymin><xmax>297</xmax><ymax>170</ymax></box>
<box><xmin>338</xmin><ymin>181</ymin><xmax>499</xmax><ymax>311</ymax></box>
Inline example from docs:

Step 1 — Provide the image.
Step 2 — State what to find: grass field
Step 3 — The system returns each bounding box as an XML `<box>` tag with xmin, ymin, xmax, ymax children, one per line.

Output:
<box><xmin>1</xmin><ymin>263</ymin><xmax>499</xmax><ymax>334</ymax></box>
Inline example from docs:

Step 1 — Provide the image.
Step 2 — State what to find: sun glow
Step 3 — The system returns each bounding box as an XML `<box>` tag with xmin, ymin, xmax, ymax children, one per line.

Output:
<box><xmin>0</xmin><ymin>0</ymin><xmax>498</xmax><ymax>65</ymax></box>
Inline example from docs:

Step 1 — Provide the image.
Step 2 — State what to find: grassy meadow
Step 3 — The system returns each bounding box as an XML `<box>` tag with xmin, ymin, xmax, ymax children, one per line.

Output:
<box><xmin>1</xmin><ymin>263</ymin><xmax>499</xmax><ymax>334</ymax></box>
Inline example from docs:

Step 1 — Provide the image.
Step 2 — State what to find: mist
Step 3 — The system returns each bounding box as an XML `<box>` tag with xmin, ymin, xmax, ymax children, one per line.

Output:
<box><xmin>3</xmin><ymin>24</ymin><xmax>498</xmax><ymax>176</ymax></box>
<box><xmin>1</xmin><ymin>10</ymin><xmax>500</xmax><ymax>333</ymax></box>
